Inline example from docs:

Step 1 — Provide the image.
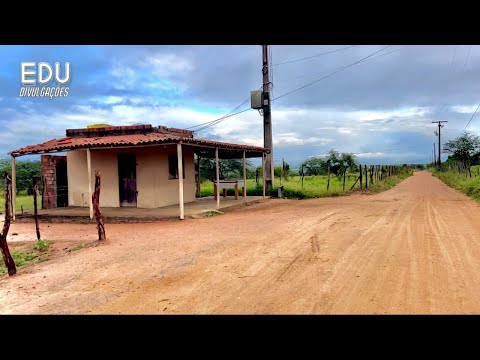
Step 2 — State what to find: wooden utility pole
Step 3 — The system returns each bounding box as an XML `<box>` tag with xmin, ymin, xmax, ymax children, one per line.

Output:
<box><xmin>432</xmin><ymin>121</ymin><xmax>447</xmax><ymax>167</ymax></box>
<box><xmin>262</xmin><ymin>45</ymin><xmax>273</xmax><ymax>192</ymax></box>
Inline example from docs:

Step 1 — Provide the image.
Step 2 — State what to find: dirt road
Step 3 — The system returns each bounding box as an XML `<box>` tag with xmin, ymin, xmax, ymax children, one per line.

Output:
<box><xmin>2</xmin><ymin>170</ymin><xmax>480</xmax><ymax>314</ymax></box>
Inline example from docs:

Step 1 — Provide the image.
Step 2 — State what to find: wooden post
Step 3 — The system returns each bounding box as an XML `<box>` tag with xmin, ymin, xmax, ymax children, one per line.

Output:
<box><xmin>359</xmin><ymin>164</ymin><xmax>363</xmax><ymax>190</ymax></box>
<box><xmin>33</xmin><ymin>177</ymin><xmax>40</xmax><ymax>241</ymax></box>
<box><xmin>365</xmin><ymin>165</ymin><xmax>368</xmax><ymax>189</ymax></box>
<box><xmin>196</xmin><ymin>155</ymin><xmax>201</xmax><ymax>198</ymax></box>
<box><xmin>0</xmin><ymin>174</ymin><xmax>16</xmax><ymax>276</ymax></box>
<box><xmin>177</xmin><ymin>143</ymin><xmax>184</xmax><ymax>220</ymax></box>
<box><xmin>327</xmin><ymin>164</ymin><xmax>331</xmax><ymax>191</ymax></box>
<box><xmin>262</xmin><ymin>153</ymin><xmax>266</xmax><ymax>198</ymax></box>
<box><xmin>11</xmin><ymin>156</ymin><xmax>16</xmax><ymax>221</ymax></box>
<box><xmin>350</xmin><ymin>176</ymin><xmax>360</xmax><ymax>190</ymax></box>
<box><xmin>343</xmin><ymin>169</ymin><xmax>346</xmax><ymax>192</ymax></box>
<box><xmin>215</xmin><ymin>147</ymin><xmax>220</xmax><ymax>209</ymax></box>
<box><xmin>301</xmin><ymin>165</ymin><xmax>305</xmax><ymax>189</ymax></box>
<box><xmin>243</xmin><ymin>150</ymin><xmax>247</xmax><ymax>203</ymax></box>
<box><xmin>86</xmin><ymin>148</ymin><xmax>93</xmax><ymax>220</ymax></box>
<box><xmin>92</xmin><ymin>171</ymin><xmax>106</xmax><ymax>240</ymax></box>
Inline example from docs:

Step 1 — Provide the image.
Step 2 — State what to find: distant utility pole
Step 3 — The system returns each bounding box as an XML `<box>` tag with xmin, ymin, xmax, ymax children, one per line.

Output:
<box><xmin>262</xmin><ymin>45</ymin><xmax>273</xmax><ymax>191</ymax></box>
<box><xmin>433</xmin><ymin>142</ymin><xmax>436</xmax><ymax>167</ymax></box>
<box><xmin>432</xmin><ymin>121</ymin><xmax>447</xmax><ymax>167</ymax></box>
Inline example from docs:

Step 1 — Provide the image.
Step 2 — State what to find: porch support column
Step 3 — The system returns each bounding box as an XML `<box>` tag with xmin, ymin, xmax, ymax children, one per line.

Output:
<box><xmin>177</xmin><ymin>142</ymin><xmax>184</xmax><ymax>220</ymax></box>
<box><xmin>243</xmin><ymin>150</ymin><xmax>247</xmax><ymax>203</ymax></box>
<box><xmin>215</xmin><ymin>147</ymin><xmax>220</xmax><ymax>210</ymax></box>
<box><xmin>86</xmin><ymin>148</ymin><xmax>93</xmax><ymax>220</ymax></box>
<box><xmin>196</xmin><ymin>155</ymin><xmax>201</xmax><ymax>198</ymax></box>
<box><xmin>262</xmin><ymin>153</ymin><xmax>266</xmax><ymax>198</ymax></box>
<box><xmin>11</xmin><ymin>156</ymin><xmax>16</xmax><ymax>221</ymax></box>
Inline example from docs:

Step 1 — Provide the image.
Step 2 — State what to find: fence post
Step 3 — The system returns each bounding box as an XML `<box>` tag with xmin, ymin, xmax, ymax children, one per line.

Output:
<box><xmin>359</xmin><ymin>164</ymin><xmax>363</xmax><ymax>190</ymax></box>
<box><xmin>32</xmin><ymin>177</ymin><xmax>41</xmax><ymax>241</ymax></box>
<box><xmin>326</xmin><ymin>164</ymin><xmax>331</xmax><ymax>191</ymax></box>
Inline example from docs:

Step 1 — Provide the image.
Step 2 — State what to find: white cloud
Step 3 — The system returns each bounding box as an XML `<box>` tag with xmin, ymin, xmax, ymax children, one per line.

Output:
<box><xmin>274</xmin><ymin>133</ymin><xmax>334</xmax><ymax>147</ymax></box>
<box><xmin>143</xmin><ymin>54</ymin><xmax>194</xmax><ymax>77</ymax></box>
<box><xmin>349</xmin><ymin>107</ymin><xmax>430</xmax><ymax>122</ymax></box>
<box><xmin>450</xmin><ymin>104</ymin><xmax>478</xmax><ymax>114</ymax></box>
<box><xmin>92</xmin><ymin>96</ymin><xmax>125</xmax><ymax>105</ymax></box>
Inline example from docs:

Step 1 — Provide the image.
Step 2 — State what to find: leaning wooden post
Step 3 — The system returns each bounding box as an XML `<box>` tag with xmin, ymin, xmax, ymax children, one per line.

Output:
<box><xmin>0</xmin><ymin>174</ymin><xmax>16</xmax><ymax>276</ymax></box>
<box><xmin>11</xmin><ymin>156</ymin><xmax>16</xmax><ymax>221</ymax></box>
<box><xmin>92</xmin><ymin>171</ymin><xmax>106</xmax><ymax>240</ymax></box>
<box><xmin>32</xmin><ymin>177</ymin><xmax>40</xmax><ymax>240</ymax></box>
<box><xmin>359</xmin><ymin>164</ymin><xmax>363</xmax><ymax>190</ymax></box>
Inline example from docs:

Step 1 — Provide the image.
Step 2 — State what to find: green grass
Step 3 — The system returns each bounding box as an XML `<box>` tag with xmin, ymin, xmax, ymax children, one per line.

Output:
<box><xmin>34</xmin><ymin>239</ymin><xmax>50</xmax><ymax>252</ymax></box>
<box><xmin>68</xmin><ymin>243</ymin><xmax>85</xmax><ymax>252</ymax></box>
<box><xmin>0</xmin><ymin>195</ymin><xmax>34</xmax><ymax>213</ymax></box>
<box><xmin>199</xmin><ymin>171</ymin><xmax>413</xmax><ymax>200</ymax></box>
<box><xmin>431</xmin><ymin>165</ymin><xmax>480</xmax><ymax>202</ymax></box>
<box><xmin>0</xmin><ymin>249</ymin><xmax>38</xmax><ymax>275</ymax></box>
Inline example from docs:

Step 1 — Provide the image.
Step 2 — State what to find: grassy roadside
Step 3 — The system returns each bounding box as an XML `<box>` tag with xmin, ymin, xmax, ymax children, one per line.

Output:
<box><xmin>0</xmin><ymin>240</ymin><xmax>50</xmax><ymax>276</ymax></box>
<box><xmin>360</xmin><ymin>169</ymin><xmax>414</xmax><ymax>195</ymax></box>
<box><xmin>430</xmin><ymin>165</ymin><xmax>480</xmax><ymax>202</ymax></box>
<box><xmin>200</xmin><ymin>170</ymin><xmax>414</xmax><ymax>200</ymax></box>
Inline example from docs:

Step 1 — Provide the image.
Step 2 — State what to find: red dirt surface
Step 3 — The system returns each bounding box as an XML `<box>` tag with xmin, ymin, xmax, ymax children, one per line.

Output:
<box><xmin>1</xmin><ymin>171</ymin><xmax>480</xmax><ymax>314</ymax></box>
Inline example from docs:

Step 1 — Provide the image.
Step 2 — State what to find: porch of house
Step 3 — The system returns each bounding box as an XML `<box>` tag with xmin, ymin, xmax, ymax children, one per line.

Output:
<box><xmin>15</xmin><ymin>196</ymin><xmax>265</xmax><ymax>223</ymax></box>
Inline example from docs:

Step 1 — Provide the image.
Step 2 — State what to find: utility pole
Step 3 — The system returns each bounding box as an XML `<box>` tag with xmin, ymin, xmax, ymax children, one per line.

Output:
<box><xmin>433</xmin><ymin>142</ymin><xmax>436</xmax><ymax>167</ymax></box>
<box><xmin>432</xmin><ymin>121</ymin><xmax>447</xmax><ymax>168</ymax></box>
<box><xmin>262</xmin><ymin>45</ymin><xmax>273</xmax><ymax>191</ymax></box>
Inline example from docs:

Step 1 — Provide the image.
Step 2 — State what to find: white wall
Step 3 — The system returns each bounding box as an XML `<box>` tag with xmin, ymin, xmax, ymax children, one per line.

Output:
<box><xmin>67</xmin><ymin>145</ymin><xmax>195</xmax><ymax>208</ymax></box>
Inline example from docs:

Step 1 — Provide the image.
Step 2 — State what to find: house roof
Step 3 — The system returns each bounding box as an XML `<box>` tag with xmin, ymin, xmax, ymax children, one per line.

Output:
<box><xmin>9</xmin><ymin>125</ymin><xmax>268</xmax><ymax>159</ymax></box>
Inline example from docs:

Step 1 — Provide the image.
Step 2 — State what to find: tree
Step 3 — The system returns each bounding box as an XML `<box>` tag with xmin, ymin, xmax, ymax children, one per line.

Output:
<box><xmin>300</xmin><ymin>158</ymin><xmax>327</xmax><ymax>175</ymax></box>
<box><xmin>326</xmin><ymin>149</ymin><xmax>341</xmax><ymax>175</ymax></box>
<box><xmin>300</xmin><ymin>150</ymin><xmax>359</xmax><ymax>176</ymax></box>
<box><xmin>0</xmin><ymin>159</ymin><xmax>41</xmax><ymax>193</ymax></box>
<box><xmin>339</xmin><ymin>152</ymin><xmax>359</xmax><ymax>174</ymax></box>
<box><xmin>443</xmin><ymin>132</ymin><xmax>480</xmax><ymax>168</ymax></box>
<box><xmin>274</xmin><ymin>161</ymin><xmax>291</xmax><ymax>179</ymax></box>
<box><xmin>199</xmin><ymin>158</ymin><xmax>252</xmax><ymax>181</ymax></box>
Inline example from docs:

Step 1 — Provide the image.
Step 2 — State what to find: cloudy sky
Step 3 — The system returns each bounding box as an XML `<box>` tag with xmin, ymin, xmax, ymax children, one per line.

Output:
<box><xmin>1</xmin><ymin>45</ymin><xmax>479</xmax><ymax>166</ymax></box>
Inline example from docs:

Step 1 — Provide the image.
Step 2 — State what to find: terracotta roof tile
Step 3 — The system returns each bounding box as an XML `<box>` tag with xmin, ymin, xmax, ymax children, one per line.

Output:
<box><xmin>9</xmin><ymin>133</ymin><xmax>268</xmax><ymax>156</ymax></box>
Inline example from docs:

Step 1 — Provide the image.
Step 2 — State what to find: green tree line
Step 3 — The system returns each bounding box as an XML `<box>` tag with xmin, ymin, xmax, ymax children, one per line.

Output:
<box><xmin>0</xmin><ymin>159</ymin><xmax>41</xmax><ymax>194</ymax></box>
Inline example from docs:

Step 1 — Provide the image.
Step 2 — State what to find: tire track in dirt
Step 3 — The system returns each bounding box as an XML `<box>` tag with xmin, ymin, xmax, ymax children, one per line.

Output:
<box><xmin>4</xmin><ymin>171</ymin><xmax>480</xmax><ymax>314</ymax></box>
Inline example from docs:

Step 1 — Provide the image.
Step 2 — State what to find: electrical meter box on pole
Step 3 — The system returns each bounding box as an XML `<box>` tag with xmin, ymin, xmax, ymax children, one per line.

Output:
<box><xmin>251</xmin><ymin>90</ymin><xmax>263</xmax><ymax>109</ymax></box>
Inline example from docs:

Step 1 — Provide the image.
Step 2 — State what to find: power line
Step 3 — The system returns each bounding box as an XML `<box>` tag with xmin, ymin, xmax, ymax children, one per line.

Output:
<box><xmin>186</xmin><ymin>98</ymin><xmax>251</xmax><ymax>130</ymax></box>
<box><xmin>273</xmin><ymin>45</ymin><xmax>358</xmax><ymax>66</ymax></box>
<box><xmin>194</xmin><ymin>46</ymin><xmax>394</xmax><ymax>133</ymax></box>
<box><xmin>273</xmin><ymin>45</ymin><xmax>391</xmax><ymax>102</ymax></box>
<box><xmin>461</xmin><ymin>102</ymin><xmax>480</xmax><ymax>133</ymax></box>
<box><xmin>193</xmin><ymin>107</ymin><xmax>252</xmax><ymax>133</ymax></box>
<box><xmin>277</xmin><ymin>47</ymin><xmax>402</xmax><ymax>82</ymax></box>
<box><xmin>188</xmin><ymin>86</ymin><xmax>265</xmax><ymax>133</ymax></box>
<box><xmin>433</xmin><ymin>45</ymin><xmax>462</xmax><ymax>117</ymax></box>
<box><xmin>463</xmin><ymin>45</ymin><xmax>472</xmax><ymax>68</ymax></box>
